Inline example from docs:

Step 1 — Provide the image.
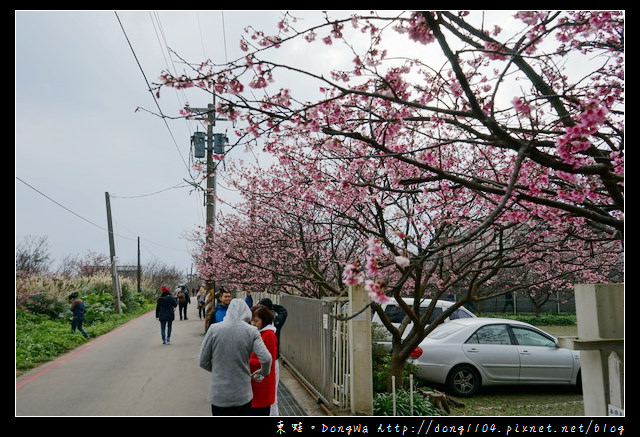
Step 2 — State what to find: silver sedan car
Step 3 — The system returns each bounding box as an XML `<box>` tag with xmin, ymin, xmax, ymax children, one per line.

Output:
<box><xmin>411</xmin><ymin>318</ymin><xmax>581</xmax><ymax>397</ymax></box>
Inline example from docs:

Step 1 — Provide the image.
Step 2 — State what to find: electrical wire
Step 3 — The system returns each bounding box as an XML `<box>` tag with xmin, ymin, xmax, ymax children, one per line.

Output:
<box><xmin>109</xmin><ymin>182</ymin><xmax>191</xmax><ymax>199</ymax></box>
<box><xmin>117</xmin><ymin>10</ymin><xmax>208</xmax><ymax>232</ymax></box>
<box><xmin>221</xmin><ymin>11</ymin><xmax>228</xmax><ymax>63</ymax></box>
<box><xmin>147</xmin><ymin>11</ymin><xmax>213</xmax><ymax>207</ymax></box>
<box><xmin>115</xmin><ymin>11</ymin><xmax>236</xmax><ymax>252</ymax></box>
<box><xmin>16</xmin><ymin>176</ymin><xmax>115</xmax><ymax>237</ymax></box>
<box><xmin>114</xmin><ymin>11</ymin><xmax>191</xmax><ymax>175</ymax></box>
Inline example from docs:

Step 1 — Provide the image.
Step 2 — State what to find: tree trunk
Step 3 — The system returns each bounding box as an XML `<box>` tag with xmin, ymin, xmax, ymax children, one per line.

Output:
<box><xmin>386</xmin><ymin>350</ymin><xmax>406</xmax><ymax>392</ymax></box>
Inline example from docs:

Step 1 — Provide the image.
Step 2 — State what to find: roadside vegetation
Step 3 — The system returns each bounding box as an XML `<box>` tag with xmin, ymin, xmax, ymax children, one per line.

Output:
<box><xmin>16</xmin><ymin>273</ymin><xmax>156</xmax><ymax>373</ymax></box>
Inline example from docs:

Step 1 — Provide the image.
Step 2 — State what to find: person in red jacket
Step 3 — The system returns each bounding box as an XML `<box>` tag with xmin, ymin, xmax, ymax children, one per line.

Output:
<box><xmin>248</xmin><ymin>304</ymin><xmax>278</xmax><ymax>415</ymax></box>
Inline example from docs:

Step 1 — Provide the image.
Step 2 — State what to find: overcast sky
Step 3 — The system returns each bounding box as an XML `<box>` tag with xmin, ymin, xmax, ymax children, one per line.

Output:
<box><xmin>15</xmin><ymin>10</ymin><xmax>294</xmax><ymax>274</ymax></box>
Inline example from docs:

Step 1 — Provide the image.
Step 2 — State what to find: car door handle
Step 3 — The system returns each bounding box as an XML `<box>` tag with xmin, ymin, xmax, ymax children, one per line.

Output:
<box><xmin>466</xmin><ymin>347</ymin><xmax>479</xmax><ymax>353</ymax></box>
<box><xmin>520</xmin><ymin>350</ymin><xmax>531</xmax><ymax>355</ymax></box>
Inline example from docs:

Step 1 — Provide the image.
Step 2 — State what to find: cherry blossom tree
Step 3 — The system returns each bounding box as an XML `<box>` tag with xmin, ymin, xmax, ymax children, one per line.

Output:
<box><xmin>159</xmin><ymin>11</ymin><xmax>623</xmax><ymax>387</ymax></box>
<box><xmin>198</xmin><ymin>152</ymin><xmax>621</xmax><ymax>386</ymax></box>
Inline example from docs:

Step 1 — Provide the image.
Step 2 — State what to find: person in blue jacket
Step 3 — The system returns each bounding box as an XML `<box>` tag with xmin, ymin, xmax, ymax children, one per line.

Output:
<box><xmin>156</xmin><ymin>286</ymin><xmax>177</xmax><ymax>344</ymax></box>
<box><xmin>68</xmin><ymin>292</ymin><xmax>89</xmax><ymax>338</ymax></box>
<box><xmin>211</xmin><ymin>287</ymin><xmax>253</xmax><ymax>324</ymax></box>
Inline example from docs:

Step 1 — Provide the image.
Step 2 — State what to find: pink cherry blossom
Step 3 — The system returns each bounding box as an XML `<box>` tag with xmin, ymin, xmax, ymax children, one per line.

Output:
<box><xmin>394</xmin><ymin>256</ymin><xmax>410</xmax><ymax>268</ymax></box>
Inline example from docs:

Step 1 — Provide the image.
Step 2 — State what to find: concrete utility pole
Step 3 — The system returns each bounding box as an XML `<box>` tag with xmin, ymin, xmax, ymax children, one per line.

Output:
<box><xmin>137</xmin><ymin>236</ymin><xmax>141</xmax><ymax>293</ymax></box>
<box><xmin>186</xmin><ymin>91</ymin><xmax>228</xmax><ymax>331</ymax></box>
<box><xmin>105</xmin><ymin>192</ymin><xmax>122</xmax><ymax>313</ymax></box>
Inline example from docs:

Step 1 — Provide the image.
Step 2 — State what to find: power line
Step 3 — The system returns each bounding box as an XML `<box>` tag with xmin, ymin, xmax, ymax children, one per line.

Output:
<box><xmin>221</xmin><ymin>11</ymin><xmax>228</xmax><ymax>63</ymax></box>
<box><xmin>110</xmin><ymin>182</ymin><xmax>191</xmax><ymax>199</ymax></box>
<box><xmin>15</xmin><ymin>177</ymin><xmax>196</xmax><ymax>252</ymax></box>
<box><xmin>114</xmin><ymin>10</ymin><xmax>191</xmax><ymax>175</ymax></box>
<box><xmin>16</xmin><ymin>176</ymin><xmax>110</xmax><ymax>234</ymax></box>
<box><xmin>148</xmin><ymin>11</ymin><xmax>204</xmax><ymax>184</ymax></box>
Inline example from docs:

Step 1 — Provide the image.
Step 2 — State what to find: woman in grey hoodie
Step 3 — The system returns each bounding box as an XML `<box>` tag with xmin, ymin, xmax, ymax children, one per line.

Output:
<box><xmin>199</xmin><ymin>298</ymin><xmax>272</xmax><ymax>416</ymax></box>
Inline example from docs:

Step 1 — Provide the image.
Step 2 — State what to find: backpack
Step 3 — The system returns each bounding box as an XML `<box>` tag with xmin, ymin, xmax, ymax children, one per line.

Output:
<box><xmin>177</xmin><ymin>291</ymin><xmax>185</xmax><ymax>303</ymax></box>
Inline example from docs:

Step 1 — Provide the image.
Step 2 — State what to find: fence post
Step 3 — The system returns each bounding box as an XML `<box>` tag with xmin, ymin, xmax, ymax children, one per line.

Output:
<box><xmin>348</xmin><ymin>285</ymin><xmax>373</xmax><ymax>415</ymax></box>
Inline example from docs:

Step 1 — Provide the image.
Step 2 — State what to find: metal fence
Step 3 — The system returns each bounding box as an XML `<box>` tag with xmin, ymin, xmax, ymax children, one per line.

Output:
<box><xmin>252</xmin><ymin>292</ymin><xmax>352</xmax><ymax>412</ymax></box>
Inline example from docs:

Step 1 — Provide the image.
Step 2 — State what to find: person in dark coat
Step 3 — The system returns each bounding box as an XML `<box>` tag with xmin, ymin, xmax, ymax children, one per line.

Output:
<box><xmin>156</xmin><ymin>286</ymin><xmax>177</xmax><ymax>344</ymax></box>
<box><xmin>68</xmin><ymin>292</ymin><xmax>89</xmax><ymax>338</ymax></box>
<box><xmin>177</xmin><ymin>286</ymin><xmax>191</xmax><ymax>320</ymax></box>
<box><xmin>257</xmin><ymin>298</ymin><xmax>287</xmax><ymax>357</ymax></box>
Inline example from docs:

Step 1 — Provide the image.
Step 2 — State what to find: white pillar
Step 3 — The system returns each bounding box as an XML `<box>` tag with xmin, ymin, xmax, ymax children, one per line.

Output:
<box><xmin>574</xmin><ymin>283</ymin><xmax>624</xmax><ymax>416</ymax></box>
<box><xmin>348</xmin><ymin>285</ymin><xmax>373</xmax><ymax>415</ymax></box>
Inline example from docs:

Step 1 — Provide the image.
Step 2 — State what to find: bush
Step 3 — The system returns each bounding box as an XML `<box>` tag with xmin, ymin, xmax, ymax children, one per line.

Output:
<box><xmin>374</xmin><ymin>389</ymin><xmax>446</xmax><ymax>416</ymax></box>
<box><xmin>120</xmin><ymin>282</ymin><xmax>148</xmax><ymax>313</ymax></box>
<box><xmin>481</xmin><ymin>312</ymin><xmax>576</xmax><ymax>326</ymax></box>
<box><xmin>82</xmin><ymin>291</ymin><xmax>116</xmax><ymax>324</ymax></box>
<box><xmin>16</xmin><ymin>291</ymin><xmax>67</xmax><ymax>319</ymax></box>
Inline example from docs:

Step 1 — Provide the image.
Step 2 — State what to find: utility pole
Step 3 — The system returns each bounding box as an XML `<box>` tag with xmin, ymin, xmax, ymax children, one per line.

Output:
<box><xmin>187</xmin><ymin>90</ymin><xmax>228</xmax><ymax>331</ymax></box>
<box><xmin>105</xmin><ymin>192</ymin><xmax>122</xmax><ymax>313</ymax></box>
<box><xmin>137</xmin><ymin>236</ymin><xmax>141</xmax><ymax>293</ymax></box>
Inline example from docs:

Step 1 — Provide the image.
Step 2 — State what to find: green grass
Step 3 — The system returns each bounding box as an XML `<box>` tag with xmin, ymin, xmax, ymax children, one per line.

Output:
<box><xmin>447</xmin><ymin>385</ymin><xmax>583</xmax><ymax>416</ymax></box>
<box><xmin>374</xmin><ymin>389</ymin><xmax>446</xmax><ymax>416</ymax></box>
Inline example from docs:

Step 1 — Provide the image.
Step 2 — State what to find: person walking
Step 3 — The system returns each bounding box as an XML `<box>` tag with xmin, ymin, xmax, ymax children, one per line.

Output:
<box><xmin>249</xmin><ymin>304</ymin><xmax>278</xmax><ymax>416</ymax></box>
<box><xmin>68</xmin><ymin>293</ymin><xmax>89</xmax><ymax>338</ymax></box>
<box><xmin>196</xmin><ymin>286</ymin><xmax>206</xmax><ymax>320</ymax></box>
<box><xmin>199</xmin><ymin>298</ymin><xmax>272</xmax><ymax>416</ymax></box>
<box><xmin>156</xmin><ymin>286</ymin><xmax>177</xmax><ymax>344</ymax></box>
<box><xmin>502</xmin><ymin>291</ymin><xmax>514</xmax><ymax>313</ymax></box>
<box><xmin>257</xmin><ymin>297</ymin><xmax>288</xmax><ymax>416</ymax></box>
<box><xmin>177</xmin><ymin>286</ymin><xmax>191</xmax><ymax>320</ymax></box>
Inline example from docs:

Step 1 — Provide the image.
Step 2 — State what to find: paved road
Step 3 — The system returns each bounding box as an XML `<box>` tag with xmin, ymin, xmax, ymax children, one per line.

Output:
<box><xmin>16</xmin><ymin>309</ymin><xmax>215</xmax><ymax>416</ymax></box>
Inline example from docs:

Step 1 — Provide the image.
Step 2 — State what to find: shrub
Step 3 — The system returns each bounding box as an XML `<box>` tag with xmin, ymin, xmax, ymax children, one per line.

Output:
<box><xmin>16</xmin><ymin>291</ymin><xmax>67</xmax><ymax>319</ymax></box>
<box><xmin>371</xmin><ymin>324</ymin><xmax>419</xmax><ymax>393</ymax></box>
<box><xmin>120</xmin><ymin>282</ymin><xmax>148</xmax><ymax>313</ymax></box>
<box><xmin>82</xmin><ymin>291</ymin><xmax>116</xmax><ymax>324</ymax></box>
<box><xmin>374</xmin><ymin>389</ymin><xmax>446</xmax><ymax>416</ymax></box>
<box><xmin>481</xmin><ymin>312</ymin><xmax>576</xmax><ymax>326</ymax></box>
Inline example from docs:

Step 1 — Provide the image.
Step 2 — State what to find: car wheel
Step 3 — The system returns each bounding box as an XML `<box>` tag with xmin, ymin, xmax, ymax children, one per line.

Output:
<box><xmin>446</xmin><ymin>364</ymin><xmax>481</xmax><ymax>397</ymax></box>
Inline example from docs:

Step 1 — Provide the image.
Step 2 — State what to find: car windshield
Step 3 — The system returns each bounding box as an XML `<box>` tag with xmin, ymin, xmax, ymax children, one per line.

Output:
<box><xmin>426</xmin><ymin>321</ymin><xmax>467</xmax><ymax>339</ymax></box>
